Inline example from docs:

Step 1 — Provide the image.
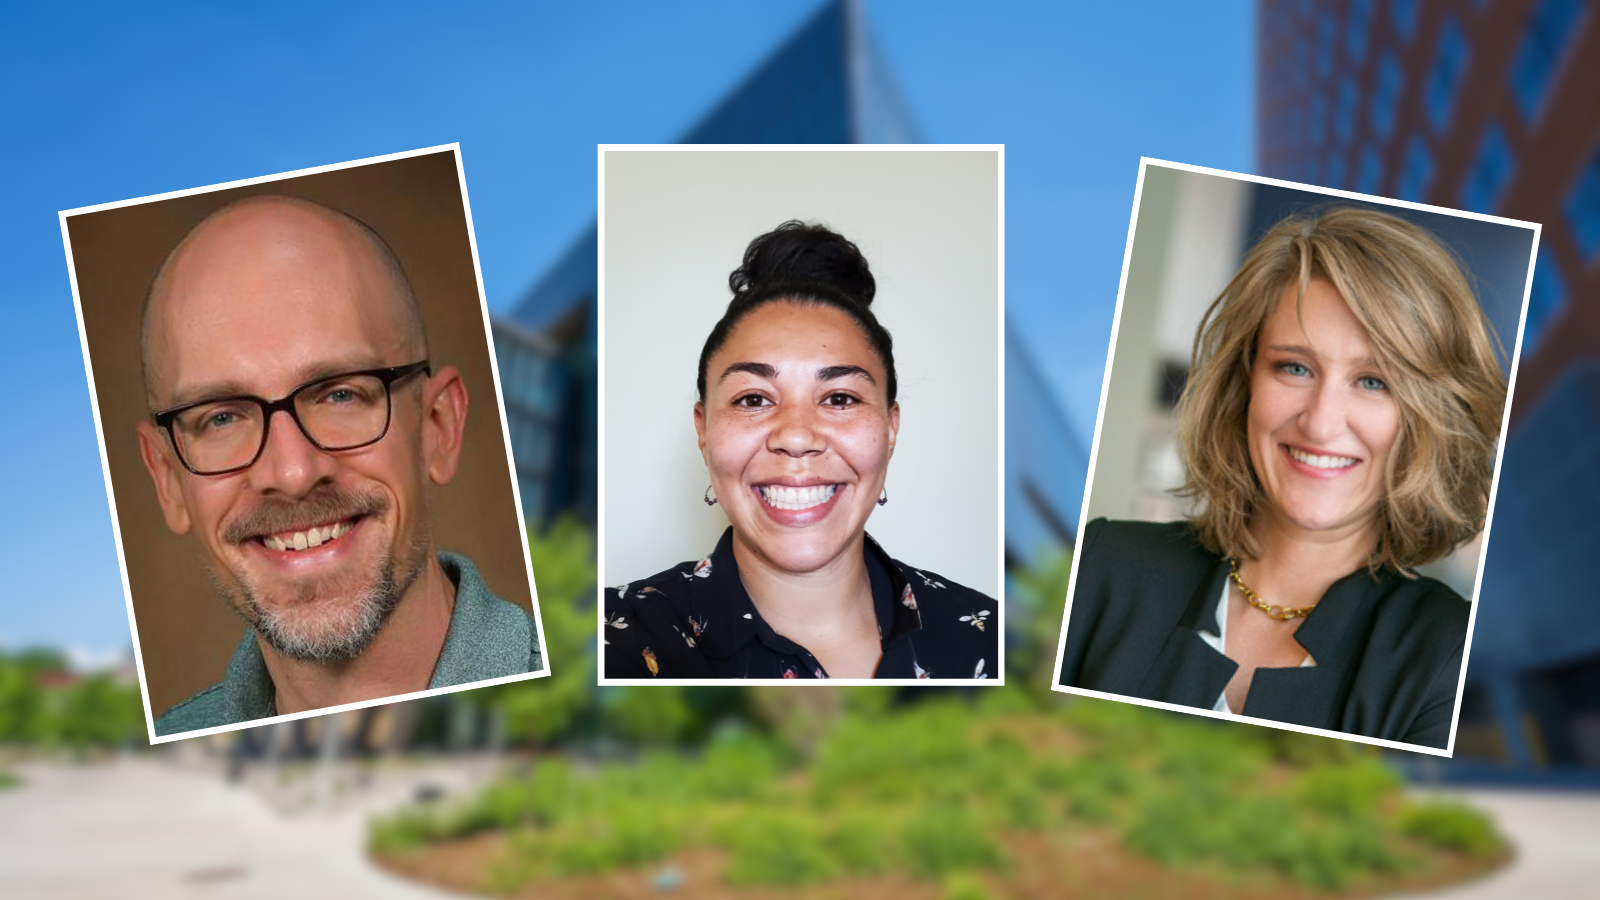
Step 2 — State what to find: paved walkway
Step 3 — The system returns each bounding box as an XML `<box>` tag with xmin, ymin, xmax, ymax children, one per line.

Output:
<box><xmin>1400</xmin><ymin>788</ymin><xmax>1600</xmax><ymax>899</ymax></box>
<box><xmin>0</xmin><ymin>758</ymin><xmax>1596</xmax><ymax>898</ymax></box>
<box><xmin>0</xmin><ymin>756</ymin><xmax>460</xmax><ymax>900</ymax></box>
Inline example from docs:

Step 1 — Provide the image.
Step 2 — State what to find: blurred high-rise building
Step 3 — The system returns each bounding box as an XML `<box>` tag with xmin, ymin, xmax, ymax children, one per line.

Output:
<box><xmin>1260</xmin><ymin>0</ymin><xmax>1600</xmax><ymax>771</ymax></box>
<box><xmin>495</xmin><ymin>0</ymin><xmax>1088</xmax><ymax>571</ymax></box>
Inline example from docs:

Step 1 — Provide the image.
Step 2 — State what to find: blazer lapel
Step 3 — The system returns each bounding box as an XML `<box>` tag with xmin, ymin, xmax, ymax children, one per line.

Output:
<box><xmin>1137</xmin><ymin>559</ymin><xmax>1237</xmax><ymax>707</ymax></box>
<box><xmin>1239</xmin><ymin>569</ymin><xmax>1379</xmax><ymax>728</ymax></box>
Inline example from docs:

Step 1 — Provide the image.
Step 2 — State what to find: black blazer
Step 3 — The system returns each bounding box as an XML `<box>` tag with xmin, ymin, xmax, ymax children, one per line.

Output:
<box><xmin>1057</xmin><ymin>519</ymin><xmax>1469</xmax><ymax>749</ymax></box>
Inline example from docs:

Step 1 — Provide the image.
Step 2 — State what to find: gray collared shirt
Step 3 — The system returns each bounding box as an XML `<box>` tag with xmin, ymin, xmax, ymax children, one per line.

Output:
<box><xmin>154</xmin><ymin>552</ymin><xmax>542</xmax><ymax>737</ymax></box>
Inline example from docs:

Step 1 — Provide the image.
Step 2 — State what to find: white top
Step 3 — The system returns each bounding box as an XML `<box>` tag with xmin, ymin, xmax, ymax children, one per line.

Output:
<box><xmin>1197</xmin><ymin>581</ymin><xmax>1316</xmax><ymax>714</ymax></box>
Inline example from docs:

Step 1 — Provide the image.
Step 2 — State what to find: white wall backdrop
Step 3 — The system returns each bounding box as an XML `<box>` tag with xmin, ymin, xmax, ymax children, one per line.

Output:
<box><xmin>602</xmin><ymin>148</ymin><xmax>1001</xmax><ymax>596</ymax></box>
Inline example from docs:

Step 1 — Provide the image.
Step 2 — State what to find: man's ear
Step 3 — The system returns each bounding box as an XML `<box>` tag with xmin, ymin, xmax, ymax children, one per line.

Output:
<box><xmin>887</xmin><ymin>402</ymin><xmax>900</xmax><ymax>459</ymax></box>
<box><xmin>421</xmin><ymin>366</ymin><xmax>469</xmax><ymax>486</ymax></box>
<box><xmin>136</xmin><ymin>421</ymin><xmax>192</xmax><ymax>534</ymax></box>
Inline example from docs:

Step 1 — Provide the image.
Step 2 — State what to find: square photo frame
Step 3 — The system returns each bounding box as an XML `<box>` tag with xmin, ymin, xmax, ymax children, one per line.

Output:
<box><xmin>598</xmin><ymin>145</ymin><xmax>1005</xmax><ymax>685</ymax></box>
<box><xmin>61</xmin><ymin>145</ymin><xmax>550</xmax><ymax>743</ymax></box>
<box><xmin>1050</xmin><ymin>158</ymin><xmax>1540</xmax><ymax>756</ymax></box>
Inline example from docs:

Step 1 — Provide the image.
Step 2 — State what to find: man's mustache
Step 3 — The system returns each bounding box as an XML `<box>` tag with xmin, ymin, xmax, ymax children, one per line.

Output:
<box><xmin>221</xmin><ymin>487</ymin><xmax>389</xmax><ymax>543</ymax></box>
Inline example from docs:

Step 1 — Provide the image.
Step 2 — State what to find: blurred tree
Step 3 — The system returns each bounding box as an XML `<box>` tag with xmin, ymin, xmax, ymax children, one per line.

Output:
<box><xmin>1005</xmin><ymin>544</ymin><xmax>1074</xmax><ymax>702</ymax></box>
<box><xmin>0</xmin><ymin>657</ymin><xmax>47</xmax><ymax>743</ymax></box>
<box><xmin>52</xmin><ymin>674</ymin><xmax>144</xmax><ymax>748</ymax></box>
<box><xmin>469</xmin><ymin>515</ymin><xmax>598</xmax><ymax>746</ymax></box>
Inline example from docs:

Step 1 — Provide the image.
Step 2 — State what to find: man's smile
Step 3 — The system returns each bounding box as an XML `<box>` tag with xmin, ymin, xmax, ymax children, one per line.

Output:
<box><xmin>258</xmin><ymin>517</ymin><xmax>357</xmax><ymax>552</ymax></box>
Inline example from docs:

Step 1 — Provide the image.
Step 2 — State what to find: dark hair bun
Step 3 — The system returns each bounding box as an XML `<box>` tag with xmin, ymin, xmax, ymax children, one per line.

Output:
<box><xmin>729</xmin><ymin>220</ymin><xmax>875</xmax><ymax>307</ymax></box>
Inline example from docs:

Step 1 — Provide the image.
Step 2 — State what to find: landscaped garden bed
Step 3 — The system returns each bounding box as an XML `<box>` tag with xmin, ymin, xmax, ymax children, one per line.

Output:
<box><xmin>371</xmin><ymin>695</ymin><xmax>1507</xmax><ymax>899</ymax></box>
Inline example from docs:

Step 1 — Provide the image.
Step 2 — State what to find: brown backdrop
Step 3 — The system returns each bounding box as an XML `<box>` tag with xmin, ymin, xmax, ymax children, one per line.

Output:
<box><xmin>66</xmin><ymin>150</ymin><xmax>536</xmax><ymax>719</ymax></box>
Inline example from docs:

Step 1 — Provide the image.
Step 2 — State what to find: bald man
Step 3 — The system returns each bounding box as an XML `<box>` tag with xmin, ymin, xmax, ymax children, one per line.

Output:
<box><xmin>138</xmin><ymin>196</ymin><xmax>541</xmax><ymax>736</ymax></box>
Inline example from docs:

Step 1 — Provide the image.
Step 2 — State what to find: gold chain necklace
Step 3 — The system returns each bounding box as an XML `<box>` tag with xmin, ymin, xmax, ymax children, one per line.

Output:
<box><xmin>1228</xmin><ymin>558</ymin><xmax>1315</xmax><ymax>621</ymax></box>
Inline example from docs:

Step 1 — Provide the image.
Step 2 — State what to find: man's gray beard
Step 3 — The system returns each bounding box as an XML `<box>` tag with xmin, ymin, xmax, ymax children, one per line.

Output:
<box><xmin>213</xmin><ymin>539</ymin><xmax>428</xmax><ymax>664</ymax></box>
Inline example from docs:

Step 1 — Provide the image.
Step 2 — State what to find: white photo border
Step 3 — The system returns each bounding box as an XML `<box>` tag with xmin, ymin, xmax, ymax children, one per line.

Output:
<box><xmin>1047</xmin><ymin>156</ymin><xmax>1542</xmax><ymax>758</ymax></box>
<box><xmin>596</xmin><ymin>143</ymin><xmax>1007</xmax><ymax>687</ymax></box>
<box><xmin>58</xmin><ymin>143</ymin><xmax>552</xmax><ymax>745</ymax></box>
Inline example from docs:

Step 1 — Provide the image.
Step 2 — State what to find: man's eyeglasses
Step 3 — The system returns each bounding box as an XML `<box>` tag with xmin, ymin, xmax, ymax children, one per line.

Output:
<box><xmin>153</xmin><ymin>361</ymin><xmax>431</xmax><ymax>476</ymax></box>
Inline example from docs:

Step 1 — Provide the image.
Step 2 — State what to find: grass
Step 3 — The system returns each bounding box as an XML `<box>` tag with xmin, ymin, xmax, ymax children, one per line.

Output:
<box><xmin>370</xmin><ymin>694</ymin><xmax>1504</xmax><ymax>894</ymax></box>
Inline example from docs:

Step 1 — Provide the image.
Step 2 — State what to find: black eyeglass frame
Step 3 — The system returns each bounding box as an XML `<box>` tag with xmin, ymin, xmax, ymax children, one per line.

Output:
<box><xmin>152</xmin><ymin>360</ymin><xmax>432</xmax><ymax>476</ymax></box>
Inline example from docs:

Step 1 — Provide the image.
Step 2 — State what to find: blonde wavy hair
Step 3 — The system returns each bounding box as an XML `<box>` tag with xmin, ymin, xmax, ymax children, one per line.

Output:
<box><xmin>1175</xmin><ymin>207</ymin><xmax>1507</xmax><ymax>572</ymax></box>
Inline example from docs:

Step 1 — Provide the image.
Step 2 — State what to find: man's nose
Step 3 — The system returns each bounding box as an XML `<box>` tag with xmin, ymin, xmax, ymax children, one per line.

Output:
<box><xmin>767</xmin><ymin>402</ymin><xmax>826</xmax><ymax>457</ymax></box>
<box><xmin>248</xmin><ymin>410</ymin><xmax>339</xmax><ymax>496</ymax></box>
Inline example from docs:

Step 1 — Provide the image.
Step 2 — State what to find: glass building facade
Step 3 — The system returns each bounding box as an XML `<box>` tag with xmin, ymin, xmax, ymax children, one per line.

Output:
<box><xmin>1261</xmin><ymin>0</ymin><xmax>1600</xmax><ymax>772</ymax></box>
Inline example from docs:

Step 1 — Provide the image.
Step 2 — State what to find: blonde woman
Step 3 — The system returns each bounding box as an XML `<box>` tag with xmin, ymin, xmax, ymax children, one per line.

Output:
<box><xmin>1058</xmin><ymin>208</ymin><xmax>1506</xmax><ymax>748</ymax></box>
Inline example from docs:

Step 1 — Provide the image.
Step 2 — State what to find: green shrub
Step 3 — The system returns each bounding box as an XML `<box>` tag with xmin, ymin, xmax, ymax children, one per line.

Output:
<box><xmin>810</xmin><ymin>704</ymin><xmax>979</xmax><ymax>804</ymax></box>
<box><xmin>691</xmin><ymin>733</ymin><xmax>785</xmax><ymax>800</ymax></box>
<box><xmin>942</xmin><ymin>871</ymin><xmax>993</xmax><ymax>900</ymax></box>
<box><xmin>369</xmin><ymin>807</ymin><xmax>441</xmax><ymax>855</ymax></box>
<box><xmin>722</xmin><ymin>813</ymin><xmax>838</xmax><ymax>886</ymax></box>
<box><xmin>1397</xmin><ymin>800</ymin><xmax>1499</xmax><ymax>856</ymax></box>
<box><xmin>1054</xmin><ymin>756</ymin><xmax>1137</xmax><ymax>823</ymax></box>
<box><xmin>1291</xmin><ymin>757</ymin><xmax>1402</xmax><ymax>819</ymax></box>
<box><xmin>1123</xmin><ymin>791</ymin><xmax>1216</xmax><ymax>865</ymax></box>
<box><xmin>901</xmin><ymin>804</ymin><xmax>1006</xmax><ymax>879</ymax></box>
<box><xmin>826</xmin><ymin>807</ymin><xmax>903</xmax><ymax>874</ymax></box>
<box><xmin>519</xmin><ymin>803</ymin><xmax>684</xmax><ymax>877</ymax></box>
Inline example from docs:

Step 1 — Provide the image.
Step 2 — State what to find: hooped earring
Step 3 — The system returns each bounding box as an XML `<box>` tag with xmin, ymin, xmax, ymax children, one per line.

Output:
<box><xmin>704</xmin><ymin>485</ymin><xmax>718</xmax><ymax>506</ymax></box>
<box><xmin>878</xmin><ymin>487</ymin><xmax>888</xmax><ymax>507</ymax></box>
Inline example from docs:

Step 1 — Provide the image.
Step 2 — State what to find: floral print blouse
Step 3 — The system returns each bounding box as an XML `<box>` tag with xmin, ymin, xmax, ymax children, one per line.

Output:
<box><xmin>604</xmin><ymin>528</ymin><xmax>998</xmax><ymax>680</ymax></box>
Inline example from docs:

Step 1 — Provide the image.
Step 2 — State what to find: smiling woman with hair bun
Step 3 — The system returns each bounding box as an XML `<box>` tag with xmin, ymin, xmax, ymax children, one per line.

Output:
<box><xmin>603</xmin><ymin>221</ymin><xmax>997</xmax><ymax>681</ymax></box>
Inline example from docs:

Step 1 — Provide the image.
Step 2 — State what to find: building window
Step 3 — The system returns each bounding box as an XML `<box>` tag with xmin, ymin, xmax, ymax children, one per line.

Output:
<box><xmin>1335</xmin><ymin>75</ymin><xmax>1359</xmax><ymax>145</ymax></box>
<box><xmin>1567</xmin><ymin>147</ymin><xmax>1600</xmax><ymax>260</ymax></box>
<box><xmin>1347</xmin><ymin>0</ymin><xmax>1373</xmax><ymax>63</ymax></box>
<box><xmin>1461</xmin><ymin>122</ymin><xmax>1514</xmax><ymax>213</ymax></box>
<box><xmin>1397</xmin><ymin>135</ymin><xmax>1434</xmax><ymax>201</ymax></box>
<box><xmin>1512</xmin><ymin>0</ymin><xmax>1586</xmax><ymax>122</ymax></box>
<box><xmin>1357</xmin><ymin>145</ymin><xmax>1384</xmax><ymax>194</ymax></box>
<box><xmin>1425</xmin><ymin>16</ymin><xmax>1470</xmax><ymax>133</ymax></box>
<box><xmin>1326</xmin><ymin>152</ymin><xmax>1348</xmax><ymax>190</ymax></box>
<box><xmin>1371</xmin><ymin>52</ymin><xmax>1402</xmax><ymax>142</ymax></box>
<box><xmin>1317</xmin><ymin>7</ymin><xmax>1339</xmax><ymax>79</ymax></box>
<box><xmin>1524</xmin><ymin>247</ymin><xmax>1568</xmax><ymax>351</ymax></box>
<box><xmin>1391</xmin><ymin>0</ymin><xmax>1420</xmax><ymax>42</ymax></box>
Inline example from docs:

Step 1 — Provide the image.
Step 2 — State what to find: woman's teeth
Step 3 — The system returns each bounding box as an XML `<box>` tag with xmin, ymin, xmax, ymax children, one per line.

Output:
<box><xmin>760</xmin><ymin>484</ymin><xmax>837</xmax><ymax>510</ymax></box>
<box><xmin>263</xmin><ymin>519</ymin><xmax>354</xmax><ymax>552</ymax></box>
<box><xmin>1288</xmin><ymin>447</ymin><xmax>1358</xmax><ymax>470</ymax></box>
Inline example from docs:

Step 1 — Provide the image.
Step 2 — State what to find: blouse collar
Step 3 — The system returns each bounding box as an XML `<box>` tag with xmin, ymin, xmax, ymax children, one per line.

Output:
<box><xmin>690</xmin><ymin>527</ymin><xmax>923</xmax><ymax>661</ymax></box>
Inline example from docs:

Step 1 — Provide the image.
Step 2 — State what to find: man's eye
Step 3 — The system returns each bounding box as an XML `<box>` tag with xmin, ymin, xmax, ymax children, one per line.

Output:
<box><xmin>190</xmin><ymin>406</ymin><xmax>248</xmax><ymax>434</ymax></box>
<box><xmin>823</xmin><ymin>392</ymin><xmax>858</xmax><ymax>407</ymax></box>
<box><xmin>312</xmin><ymin>381</ymin><xmax>376</xmax><ymax>406</ymax></box>
<box><xmin>734</xmin><ymin>394</ymin><xmax>770</xmax><ymax>408</ymax></box>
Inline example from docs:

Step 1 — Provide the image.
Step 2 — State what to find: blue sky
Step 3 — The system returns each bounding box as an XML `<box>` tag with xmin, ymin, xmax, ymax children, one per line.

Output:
<box><xmin>0</xmin><ymin>1</ymin><xmax>1251</xmax><ymax>654</ymax></box>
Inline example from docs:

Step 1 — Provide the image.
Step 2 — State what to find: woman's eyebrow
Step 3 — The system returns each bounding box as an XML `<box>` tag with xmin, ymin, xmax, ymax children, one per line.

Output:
<box><xmin>1262</xmin><ymin>343</ymin><xmax>1314</xmax><ymax>356</ymax></box>
<box><xmin>719</xmin><ymin>361</ymin><xmax>777</xmax><ymax>382</ymax></box>
<box><xmin>1263</xmin><ymin>344</ymin><xmax>1379</xmax><ymax>368</ymax></box>
<box><xmin>817</xmin><ymin>365</ymin><xmax>875</xmax><ymax>384</ymax></box>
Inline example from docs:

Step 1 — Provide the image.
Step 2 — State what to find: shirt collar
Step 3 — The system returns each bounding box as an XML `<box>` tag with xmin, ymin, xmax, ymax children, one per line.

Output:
<box><xmin>218</xmin><ymin>551</ymin><xmax>523</xmax><ymax>716</ymax></box>
<box><xmin>691</xmin><ymin>527</ymin><xmax>922</xmax><ymax>661</ymax></box>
